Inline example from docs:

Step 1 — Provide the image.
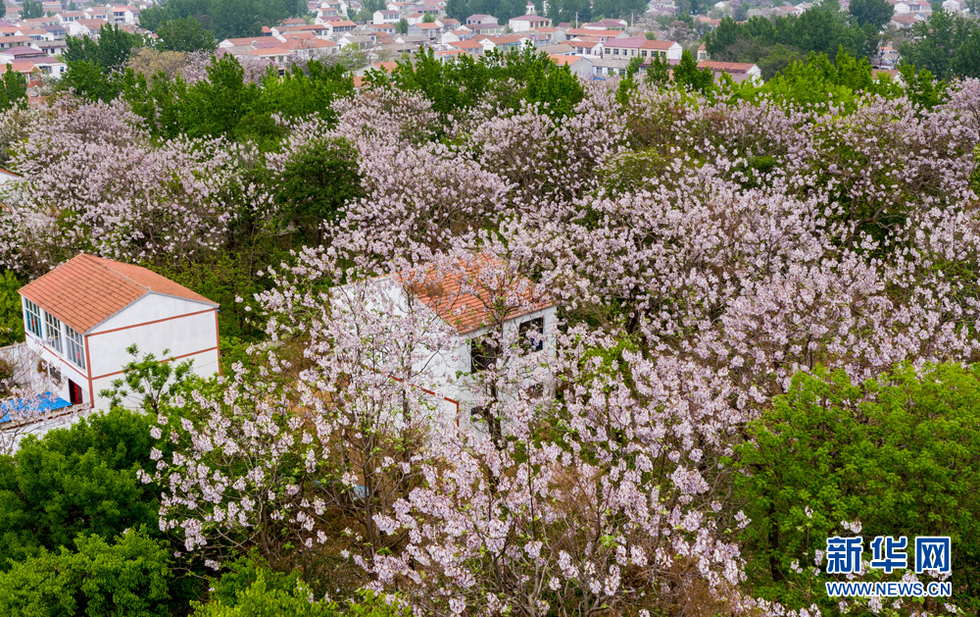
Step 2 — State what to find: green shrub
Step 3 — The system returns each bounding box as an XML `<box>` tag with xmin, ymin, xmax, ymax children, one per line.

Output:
<box><xmin>736</xmin><ymin>362</ymin><xmax>980</xmax><ymax>612</ymax></box>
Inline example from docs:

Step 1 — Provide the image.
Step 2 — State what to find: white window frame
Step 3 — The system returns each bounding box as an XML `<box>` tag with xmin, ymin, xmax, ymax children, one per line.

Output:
<box><xmin>65</xmin><ymin>325</ymin><xmax>85</xmax><ymax>370</ymax></box>
<box><xmin>24</xmin><ymin>298</ymin><xmax>42</xmax><ymax>338</ymax></box>
<box><xmin>44</xmin><ymin>311</ymin><xmax>63</xmax><ymax>354</ymax></box>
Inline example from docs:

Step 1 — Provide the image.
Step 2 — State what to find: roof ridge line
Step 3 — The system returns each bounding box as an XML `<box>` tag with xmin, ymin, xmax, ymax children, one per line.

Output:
<box><xmin>83</xmin><ymin>253</ymin><xmax>152</xmax><ymax>295</ymax></box>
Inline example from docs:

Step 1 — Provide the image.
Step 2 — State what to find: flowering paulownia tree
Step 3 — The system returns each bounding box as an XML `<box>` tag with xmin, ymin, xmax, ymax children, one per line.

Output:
<box><xmin>369</xmin><ymin>328</ymin><xmax>783</xmax><ymax>617</ymax></box>
<box><xmin>0</xmin><ymin>96</ymin><xmax>270</xmax><ymax>276</ymax></box>
<box><xmin>149</xmin><ymin>250</ymin><xmax>470</xmax><ymax>569</ymax></box>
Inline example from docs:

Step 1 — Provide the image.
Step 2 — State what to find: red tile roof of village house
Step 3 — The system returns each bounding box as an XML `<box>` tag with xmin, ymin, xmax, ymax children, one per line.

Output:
<box><xmin>448</xmin><ymin>39</ymin><xmax>484</xmax><ymax>49</ymax></box>
<box><xmin>548</xmin><ymin>53</ymin><xmax>582</xmax><ymax>66</ymax></box>
<box><xmin>19</xmin><ymin>253</ymin><xmax>217</xmax><ymax>334</ymax></box>
<box><xmin>697</xmin><ymin>60</ymin><xmax>755</xmax><ymax>73</ymax></box>
<box><xmin>642</xmin><ymin>39</ymin><xmax>679</xmax><ymax>49</ymax></box>
<box><xmin>404</xmin><ymin>255</ymin><xmax>553</xmax><ymax>335</ymax></box>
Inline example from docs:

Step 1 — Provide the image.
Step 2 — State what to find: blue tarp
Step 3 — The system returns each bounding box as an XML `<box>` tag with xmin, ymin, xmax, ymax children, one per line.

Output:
<box><xmin>0</xmin><ymin>392</ymin><xmax>72</xmax><ymax>423</ymax></box>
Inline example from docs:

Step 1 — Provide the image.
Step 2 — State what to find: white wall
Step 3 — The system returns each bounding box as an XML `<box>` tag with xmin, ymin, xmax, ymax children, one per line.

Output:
<box><xmin>88</xmin><ymin>304</ymin><xmax>219</xmax><ymax>384</ymax></box>
<box><xmin>89</xmin><ymin>347</ymin><xmax>219</xmax><ymax>410</ymax></box>
<box><xmin>89</xmin><ymin>293</ymin><xmax>214</xmax><ymax>333</ymax></box>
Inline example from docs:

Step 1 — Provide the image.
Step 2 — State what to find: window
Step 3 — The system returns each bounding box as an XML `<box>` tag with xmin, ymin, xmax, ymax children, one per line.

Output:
<box><xmin>24</xmin><ymin>298</ymin><xmax>42</xmax><ymax>338</ymax></box>
<box><xmin>470</xmin><ymin>337</ymin><xmax>497</xmax><ymax>373</ymax></box>
<box><xmin>65</xmin><ymin>326</ymin><xmax>85</xmax><ymax>369</ymax></box>
<box><xmin>44</xmin><ymin>312</ymin><xmax>63</xmax><ymax>354</ymax></box>
<box><xmin>519</xmin><ymin>317</ymin><xmax>545</xmax><ymax>352</ymax></box>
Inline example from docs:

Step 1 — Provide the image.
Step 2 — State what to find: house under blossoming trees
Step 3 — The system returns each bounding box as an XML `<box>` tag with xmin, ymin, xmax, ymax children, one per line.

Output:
<box><xmin>18</xmin><ymin>253</ymin><xmax>220</xmax><ymax>411</ymax></box>
<box><xmin>335</xmin><ymin>255</ymin><xmax>556</xmax><ymax>427</ymax></box>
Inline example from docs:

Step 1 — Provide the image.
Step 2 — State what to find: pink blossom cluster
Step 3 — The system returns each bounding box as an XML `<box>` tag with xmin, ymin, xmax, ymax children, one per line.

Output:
<box><xmin>0</xmin><ymin>97</ymin><xmax>270</xmax><ymax>273</ymax></box>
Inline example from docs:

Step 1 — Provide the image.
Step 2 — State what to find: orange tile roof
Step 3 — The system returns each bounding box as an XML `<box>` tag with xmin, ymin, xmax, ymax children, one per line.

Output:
<box><xmin>642</xmin><ymin>39</ymin><xmax>679</xmax><ymax>49</ymax></box>
<box><xmin>548</xmin><ymin>53</ymin><xmax>582</xmax><ymax>66</ymax></box>
<box><xmin>372</xmin><ymin>61</ymin><xmax>399</xmax><ymax>72</ymax></box>
<box><xmin>448</xmin><ymin>39</ymin><xmax>483</xmax><ymax>49</ymax></box>
<box><xmin>403</xmin><ymin>255</ymin><xmax>553</xmax><ymax>335</ymax></box>
<box><xmin>698</xmin><ymin>60</ymin><xmax>756</xmax><ymax>73</ymax></box>
<box><xmin>19</xmin><ymin>253</ymin><xmax>217</xmax><ymax>333</ymax></box>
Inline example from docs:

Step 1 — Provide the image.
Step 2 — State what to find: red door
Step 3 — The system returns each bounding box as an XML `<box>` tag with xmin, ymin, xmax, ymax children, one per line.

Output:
<box><xmin>68</xmin><ymin>380</ymin><xmax>83</xmax><ymax>405</ymax></box>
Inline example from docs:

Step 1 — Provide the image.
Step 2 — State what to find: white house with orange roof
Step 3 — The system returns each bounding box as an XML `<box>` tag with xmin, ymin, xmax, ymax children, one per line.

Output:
<box><xmin>549</xmin><ymin>53</ymin><xmax>593</xmax><ymax>78</ymax></box>
<box><xmin>18</xmin><ymin>253</ymin><xmax>220</xmax><ymax>411</ymax></box>
<box><xmin>336</xmin><ymin>256</ymin><xmax>556</xmax><ymax>428</ymax></box>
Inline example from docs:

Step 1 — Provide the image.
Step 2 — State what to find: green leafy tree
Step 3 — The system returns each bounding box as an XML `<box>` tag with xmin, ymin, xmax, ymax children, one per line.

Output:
<box><xmin>64</xmin><ymin>24</ymin><xmax>143</xmax><ymax>71</ymax></box>
<box><xmin>0</xmin><ymin>270</ymin><xmax>23</xmax><ymax>346</ymax></box>
<box><xmin>0</xmin><ymin>66</ymin><xmax>27</xmax><ymax>110</ymax></box>
<box><xmin>592</xmin><ymin>0</ymin><xmax>646</xmax><ymax>19</ymax></box>
<box><xmin>385</xmin><ymin>48</ymin><xmax>584</xmax><ymax>120</ymax></box>
<box><xmin>849</xmin><ymin>0</ymin><xmax>894</xmax><ymax>30</ymax></box>
<box><xmin>138</xmin><ymin>5</ymin><xmax>178</xmax><ymax>32</ymax></box>
<box><xmin>0</xmin><ymin>2</ymin><xmax>6</xmax><ymax>19</ymax></box>
<box><xmin>21</xmin><ymin>0</ymin><xmax>44</xmax><ymax>19</ymax></box>
<box><xmin>616</xmin><ymin>56</ymin><xmax>643</xmax><ymax>104</ymax></box>
<box><xmin>0</xmin><ymin>529</ymin><xmax>172</xmax><ymax>617</ymax></box>
<box><xmin>897</xmin><ymin>63</ymin><xmax>946</xmax><ymax>109</ymax></box>
<box><xmin>395</xmin><ymin>17</ymin><xmax>408</xmax><ymax>33</ymax></box>
<box><xmin>190</xmin><ymin>554</ymin><xmax>402</xmax><ymax>616</ymax></box>
<box><xmin>672</xmin><ymin>49</ymin><xmax>713</xmax><ymax>93</ymax></box>
<box><xmin>271</xmin><ymin>137</ymin><xmax>364</xmax><ymax>245</ymax></box>
<box><xmin>60</xmin><ymin>60</ymin><xmax>127</xmax><ymax>102</ymax></box>
<box><xmin>211</xmin><ymin>0</ymin><xmax>264</xmax><ymax>39</ymax></box>
<box><xmin>706</xmin><ymin>6</ymin><xmax>876</xmax><ymax>67</ymax></box>
<box><xmin>644</xmin><ymin>53</ymin><xmax>671</xmax><ymax>87</ymax></box>
<box><xmin>736</xmin><ymin>363</ymin><xmax>980</xmax><ymax>612</ymax></box>
<box><xmin>175</xmin><ymin>53</ymin><xmax>260</xmax><ymax>139</ymax></box>
<box><xmin>756</xmin><ymin>44</ymin><xmax>803</xmax><ymax>80</ymax></box>
<box><xmin>100</xmin><ymin>344</ymin><xmax>200</xmax><ymax>414</ymax></box>
<box><xmin>445</xmin><ymin>0</ymin><xmax>468</xmax><ymax>20</ymax></box>
<box><xmin>899</xmin><ymin>9</ymin><xmax>979</xmax><ymax>79</ymax></box>
<box><xmin>156</xmin><ymin>16</ymin><xmax>217</xmax><ymax>52</ymax></box>
<box><xmin>546</xmin><ymin>0</ymin><xmax>592</xmax><ymax>24</ymax></box>
<box><xmin>253</xmin><ymin>60</ymin><xmax>354</xmax><ymax>122</ymax></box>
<box><xmin>0</xmin><ymin>409</ymin><xmax>162</xmax><ymax>566</ymax></box>
<box><xmin>190</xmin><ymin>555</ymin><xmax>333</xmax><ymax>617</ymax></box>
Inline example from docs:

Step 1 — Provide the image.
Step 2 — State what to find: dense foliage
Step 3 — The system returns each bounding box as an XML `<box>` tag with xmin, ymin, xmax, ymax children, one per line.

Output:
<box><xmin>138</xmin><ymin>0</ymin><xmax>306</xmax><ymax>40</ymax></box>
<box><xmin>1</xmin><ymin>42</ymin><xmax>979</xmax><ymax>616</ymax></box>
<box><xmin>738</xmin><ymin>363</ymin><xmax>980</xmax><ymax>613</ymax></box>
<box><xmin>704</xmin><ymin>0</ymin><xmax>886</xmax><ymax>79</ymax></box>
<box><xmin>899</xmin><ymin>9</ymin><xmax>980</xmax><ymax>80</ymax></box>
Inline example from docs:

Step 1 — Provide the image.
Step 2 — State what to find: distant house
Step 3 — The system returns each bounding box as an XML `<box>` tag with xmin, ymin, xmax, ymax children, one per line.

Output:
<box><xmin>697</xmin><ymin>42</ymin><xmax>708</xmax><ymax>61</ymax></box>
<box><xmin>19</xmin><ymin>254</ymin><xmax>220</xmax><ymax>411</ymax></box>
<box><xmin>467</xmin><ymin>22</ymin><xmax>504</xmax><ymax>36</ymax></box>
<box><xmin>591</xmin><ymin>56</ymin><xmax>629</xmax><ymax>76</ymax></box>
<box><xmin>549</xmin><ymin>53</ymin><xmax>593</xmax><ymax>79</ymax></box>
<box><xmin>565</xmin><ymin>39</ymin><xmax>602</xmax><ymax>55</ymax></box>
<box><xmin>508</xmin><ymin>14</ymin><xmax>550</xmax><ymax>31</ymax></box>
<box><xmin>0</xmin><ymin>46</ymin><xmax>47</xmax><ymax>64</ymax></box>
<box><xmin>697</xmin><ymin>60</ymin><xmax>762</xmax><ymax>83</ymax></box>
<box><xmin>641</xmin><ymin>39</ymin><xmax>682</xmax><ymax>60</ymax></box>
<box><xmin>601</xmin><ymin>37</ymin><xmax>681</xmax><ymax>61</ymax></box>
<box><xmin>0</xmin><ymin>167</ymin><xmax>22</xmax><ymax>183</ymax></box>
<box><xmin>408</xmin><ymin>21</ymin><xmax>442</xmax><ymax>42</ymax></box>
<box><xmin>447</xmin><ymin>39</ymin><xmax>484</xmax><ymax>55</ymax></box>
<box><xmin>479</xmin><ymin>34</ymin><xmax>532</xmax><ymax>53</ymax></box>
<box><xmin>466</xmin><ymin>13</ymin><xmax>498</xmax><ymax>25</ymax></box>
<box><xmin>373</xmin><ymin>9</ymin><xmax>400</xmax><ymax>24</ymax></box>
<box><xmin>563</xmin><ymin>28</ymin><xmax>628</xmax><ymax>43</ymax></box>
<box><xmin>582</xmin><ymin>18</ymin><xmax>627</xmax><ymax>30</ymax></box>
